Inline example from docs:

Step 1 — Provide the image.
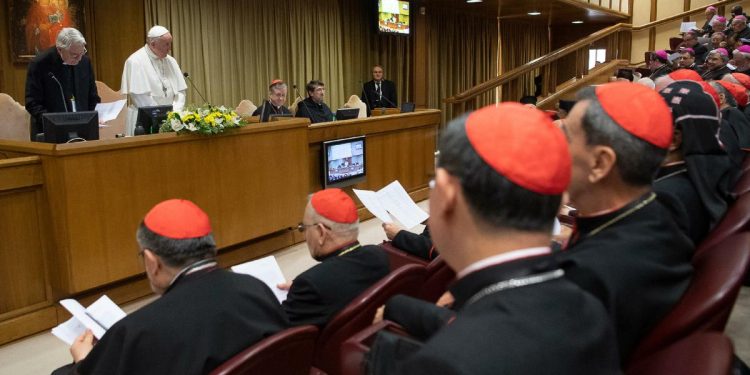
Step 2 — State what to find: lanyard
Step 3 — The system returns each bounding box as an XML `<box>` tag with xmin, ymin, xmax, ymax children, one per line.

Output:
<box><xmin>465</xmin><ymin>269</ymin><xmax>565</xmax><ymax>306</ymax></box>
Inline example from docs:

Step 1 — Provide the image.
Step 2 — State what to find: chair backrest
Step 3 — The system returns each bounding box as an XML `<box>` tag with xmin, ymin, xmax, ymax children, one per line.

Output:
<box><xmin>95</xmin><ymin>81</ymin><xmax>126</xmax><ymax>140</ymax></box>
<box><xmin>290</xmin><ymin>97</ymin><xmax>303</xmax><ymax>115</ymax></box>
<box><xmin>629</xmin><ymin>232</ymin><xmax>750</xmax><ymax>360</ymax></box>
<box><xmin>0</xmin><ymin>93</ymin><xmax>30</xmax><ymax>141</ymax></box>
<box><xmin>381</xmin><ymin>241</ymin><xmax>429</xmax><ymax>271</ymax></box>
<box><xmin>235</xmin><ymin>99</ymin><xmax>257</xmax><ymax>117</ymax></box>
<box><xmin>312</xmin><ymin>263</ymin><xmax>427</xmax><ymax>375</ymax></box>
<box><xmin>344</xmin><ymin>95</ymin><xmax>367</xmax><ymax>118</ymax></box>
<box><xmin>210</xmin><ymin>325</ymin><xmax>319</xmax><ymax>375</ymax></box>
<box><xmin>626</xmin><ymin>332</ymin><xmax>733</xmax><ymax>375</ymax></box>
<box><xmin>669</xmin><ymin>37</ymin><xmax>684</xmax><ymax>51</ymax></box>
<box><xmin>697</xmin><ymin>193</ymin><xmax>750</xmax><ymax>253</ymax></box>
<box><xmin>419</xmin><ymin>257</ymin><xmax>456</xmax><ymax>302</ymax></box>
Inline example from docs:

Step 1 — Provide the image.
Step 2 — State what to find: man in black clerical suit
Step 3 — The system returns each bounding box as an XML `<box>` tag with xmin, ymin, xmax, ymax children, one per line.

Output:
<box><xmin>709</xmin><ymin>80</ymin><xmax>749</xmax><ymax>178</ymax></box>
<box><xmin>379</xmin><ymin>103</ymin><xmax>620</xmax><ymax>375</ymax></box>
<box><xmin>25</xmin><ymin>27</ymin><xmax>100</xmax><ymax>141</ymax></box>
<box><xmin>53</xmin><ymin>199</ymin><xmax>288</xmax><ymax>375</ymax></box>
<box><xmin>655</xmin><ymin>81</ymin><xmax>733</xmax><ymax>245</ymax></box>
<box><xmin>558</xmin><ymin>82</ymin><xmax>693</xmax><ymax>364</ymax></box>
<box><xmin>280</xmin><ymin>188</ymin><xmax>389</xmax><ymax>327</ymax></box>
<box><xmin>701</xmin><ymin>49</ymin><xmax>733</xmax><ymax>81</ymax></box>
<box><xmin>362</xmin><ymin>65</ymin><xmax>398</xmax><ymax>113</ymax></box>
<box><xmin>295</xmin><ymin>80</ymin><xmax>334</xmax><ymax>123</ymax></box>
<box><xmin>252</xmin><ymin>79</ymin><xmax>291</xmax><ymax>122</ymax></box>
<box><xmin>382</xmin><ymin>223</ymin><xmax>437</xmax><ymax>261</ymax></box>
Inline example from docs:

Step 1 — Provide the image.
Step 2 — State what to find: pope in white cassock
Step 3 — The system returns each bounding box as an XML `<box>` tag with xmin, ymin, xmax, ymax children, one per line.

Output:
<box><xmin>121</xmin><ymin>25</ymin><xmax>187</xmax><ymax>136</ymax></box>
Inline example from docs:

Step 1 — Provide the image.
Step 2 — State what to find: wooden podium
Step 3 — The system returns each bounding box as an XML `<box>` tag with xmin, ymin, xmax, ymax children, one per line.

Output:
<box><xmin>0</xmin><ymin>109</ymin><xmax>441</xmax><ymax>344</ymax></box>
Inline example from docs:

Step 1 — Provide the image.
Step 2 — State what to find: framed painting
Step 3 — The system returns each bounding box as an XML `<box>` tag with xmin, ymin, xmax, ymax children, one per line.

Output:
<box><xmin>9</xmin><ymin>0</ymin><xmax>86</xmax><ymax>63</ymax></box>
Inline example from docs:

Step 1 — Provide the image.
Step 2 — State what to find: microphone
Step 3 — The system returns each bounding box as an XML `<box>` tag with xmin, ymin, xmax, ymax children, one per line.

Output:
<box><xmin>183</xmin><ymin>72</ymin><xmax>209</xmax><ymax>105</ymax></box>
<box><xmin>294</xmin><ymin>84</ymin><xmax>313</xmax><ymax>122</ymax></box>
<box><xmin>378</xmin><ymin>82</ymin><xmax>398</xmax><ymax>109</ymax></box>
<box><xmin>48</xmin><ymin>72</ymin><xmax>69</xmax><ymax>112</ymax></box>
<box><xmin>258</xmin><ymin>100</ymin><xmax>267</xmax><ymax>122</ymax></box>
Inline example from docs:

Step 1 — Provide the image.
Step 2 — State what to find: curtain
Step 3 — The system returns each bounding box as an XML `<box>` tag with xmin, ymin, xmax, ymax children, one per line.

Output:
<box><xmin>499</xmin><ymin>21</ymin><xmax>549</xmax><ymax>102</ymax></box>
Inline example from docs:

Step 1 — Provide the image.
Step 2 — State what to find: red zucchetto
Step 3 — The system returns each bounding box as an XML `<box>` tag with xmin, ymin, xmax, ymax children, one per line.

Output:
<box><xmin>144</xmin><ymin>199</ymin><xmax>212</xmax><ymax>239</ymax></box>
<box><xmin>716</xmin><ymin>80</ymin><xmax>749</xmax><ymax>107</ymax></box>
<box><xmin>732</xmin><ymin>73</ymin><xmax>750</xmax><ymax>91</ymax></box>
<box><xmin>464</xmin><ymin>102</ymin><xmax>571</xmax><ymax>195</ymax></box>
<box><xmin>668</xmin><ymin>69</ymin><xmax>702</xmax><ymax>82</ymax></box>
<box><xmin>696</xmin><ymin>81</ymin><xmax>722</xmax><ymax>108</ymax></box>
<box><xmin>595</xmin><ymin>82</ymin><xmax>673</xmax><ymax>149</ymax></box>
<box><xmin>311</xmin><ymin>188</ymin><xmax>358</xmax><ymax>223</ymax></box>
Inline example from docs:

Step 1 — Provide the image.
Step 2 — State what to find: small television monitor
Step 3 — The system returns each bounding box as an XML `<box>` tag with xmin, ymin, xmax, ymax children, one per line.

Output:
<box><xmin>322</xmin><ymin>136</ymin><xmax>366</xmax><ymax>188</ymax></box>
<box><xmin>268</xmin><ymin>113</ymin><xmax>293</xmax><ymax>121</ymax></box>
<box><xmin>335</xmin><ymin>108</ymin><xmax>360</xmax><ymax>121</ymax></box>
<box><xmin>136</xmin><ymin>105</ymin><xmax>172</xmax><ymax>134</ymax></box>
<box><xmin>378</xmin><ymin>0</ymin><xmax>410</xmax><ymax>35</ymax></box>
<box><xmin>41</xmin><ymin>111</ymin><xmax>99</xmax><ymax>144</ymax></box>
<box><xmin>400</xmin><ymin>102</ymin><xmax>415</xmax><ymax>113</ymax></box>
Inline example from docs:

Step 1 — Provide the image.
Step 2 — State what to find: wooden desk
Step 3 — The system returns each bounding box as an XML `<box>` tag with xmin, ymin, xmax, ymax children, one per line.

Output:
<box><xmin>0</xmin><ymin>110</ymin><xmax>441</xmax><ymax>345</ymax></box>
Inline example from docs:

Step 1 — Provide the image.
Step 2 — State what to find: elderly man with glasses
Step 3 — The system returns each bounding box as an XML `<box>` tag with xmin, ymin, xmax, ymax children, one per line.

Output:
<box><xmin>24</xmin><ymin>27</ymin><xmax>100</xmax><ymax>141</ymax></box>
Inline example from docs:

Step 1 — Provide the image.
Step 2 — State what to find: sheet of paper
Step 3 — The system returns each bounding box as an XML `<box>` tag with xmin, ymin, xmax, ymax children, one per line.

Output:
<box><xmin>59</xmin><ymin>299</ymin><xmax>107</xmax><ymax>339</ymax></box>
<box><xmin>552</xmin><ymin>217</ymin><xmax>561</xmax><ymax>236</ymax></box>
<box><xmin>376</xmin><ymin>180</ymin><xmax>429</xmax><ymax>229</ymax></box>
<box><xmin>353</xmin><ymin>189</ymin><xmax>393</xmax><ymax>223</ymax></box>
<box><xmin>51</xmin><ymin>317</ymin><xmax>86</xmax><ymax>346</ymax></box>
<box><xmin>86</xmin><ymin>295</ymin><xmax>126</xmax><ymax>330</ymax></box>
<box><xmin>95</xmin><ymin>99</ymin><xmax>126</xmax><ymax>123</ymax></box>
<box><xmin>232</xmin><ymin>256</ymin><xmax>288</xmax><ymax>303</ymax></box>
<box><xmin>680</xmin><ymin>21</ymin><xmax>697</xmax><ymax>33</ymax></box>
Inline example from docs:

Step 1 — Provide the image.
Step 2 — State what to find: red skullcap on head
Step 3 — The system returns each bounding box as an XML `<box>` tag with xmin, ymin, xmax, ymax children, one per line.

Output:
<box><xmin>696</xmin><ymin>81</ymin><xmax>722</xmax><ymax>108</ymax></box>
<box><xmin>311</xmin><ymin>188</ymin><xmax>358</xmax><ymax>224</ymax></box>
<box><xmin>733</xmin><ymin>73</ymin><xmax>750</xmax><ymax>90</ymax></box>
<box><xmin>464</xmin><ymin>103</ymin><xmax>571</xmax><ymax>195</ymax></box>
<box><xmin>669</xmin><ymin>69</ymin><xmax>702</xmax><ymax>82</ymax></box>
<box><xmin>144</xmin><ymin>199</ymin><xmax>212</xmax><ymax>239</ymax></box>
<box><xmin>595</xmin><ymin>82</ymin><xmax>673</xmax><ymax>149</ymax></box>
<box><xmin>654</xmin><ymin>50</ymin><xmax>669</xmax><ymax>61</ymax></box>
<box><xmin>717</xmin><ymin>80</ymin><xmax>749</xmax><ymax>107</ymax></box>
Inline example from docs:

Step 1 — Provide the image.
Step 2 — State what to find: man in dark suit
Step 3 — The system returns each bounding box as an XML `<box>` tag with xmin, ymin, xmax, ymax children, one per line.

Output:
<box><xmin>382</xmin><ymin>103</ymin><xmax>620</xmax><ymax>374</ymax></box>
<box><xmin>53</xmin><ymin>199</ymin><xmax>288</xmax><ymax>375</ymax></box>
<box><xmin>362</xmin><ymin>65</ymin><xmax>397</xmax><ymax>113</ymax></box>
<box><xmin>280</xmin><ymin>188</ymin><xmax>389</xmax><ymax>327</ymax></box>
<box><xmin>25</xmin><ymin>27</ymin><xmax>100</xmax><ymax>141</ymax></box>
<box><xmin>295</xmin><ymin>80</ymin><xmax>333</xmax><ymax>123</ymax></box>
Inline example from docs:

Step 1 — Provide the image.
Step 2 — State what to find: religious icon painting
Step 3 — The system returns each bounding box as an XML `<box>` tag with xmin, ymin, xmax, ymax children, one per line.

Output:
<box><xmin>9</xmin><ymin>0</ymin><xmax>86</xmax><ymax>63</ymax></box>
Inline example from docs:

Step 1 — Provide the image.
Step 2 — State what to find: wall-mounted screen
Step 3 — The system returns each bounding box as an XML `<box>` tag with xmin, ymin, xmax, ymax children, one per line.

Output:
<box><xmin>378</xmin><ymin>0</ymin><xmax>410</xmax><ymax>35</ymax></box>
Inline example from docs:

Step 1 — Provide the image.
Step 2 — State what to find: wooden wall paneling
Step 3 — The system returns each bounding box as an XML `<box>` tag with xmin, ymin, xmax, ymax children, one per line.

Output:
<box><xmin>413</xmin><ymin>5</ymin><xmax>429</xmax><ymax>108</ymax></box>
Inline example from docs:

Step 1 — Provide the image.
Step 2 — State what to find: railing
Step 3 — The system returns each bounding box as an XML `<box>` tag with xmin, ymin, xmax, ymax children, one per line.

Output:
<box><xmin>563</xmin><ymin>0</ymin><xmax>630</xmax><ymax>15</ymax></box>
<box><xmin>443</xmin><ymin>0</ymin><xmax>736</xmax><ymax>117</ymax></box>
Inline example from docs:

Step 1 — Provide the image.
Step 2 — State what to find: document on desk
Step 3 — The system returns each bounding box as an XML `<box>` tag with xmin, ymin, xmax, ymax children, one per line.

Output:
<box><xmin>232</xmin><ymin>255</ymin><xmax>288</xmax><ymax>303</ymax></box>
<box><xmin>354</xmin><ymin>180</ymin><xmax>429</xmax><ymax>229</ymax></box>
<box><xmin>95</xmin><ymin>100</ymin><xmax>127</xmax><ymax>123</ymax></box>
<box><xmin>51</xmin><ymin>295</ymin><xmax>127</xmax><ymax>345</ymax></box>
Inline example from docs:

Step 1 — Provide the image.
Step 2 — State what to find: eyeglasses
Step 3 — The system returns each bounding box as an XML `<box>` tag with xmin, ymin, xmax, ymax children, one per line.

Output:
<box><xmin>297</xmin><ymin>222</ymin><xmax>318</xmax><ymax>233</ymax></box>
<box><xmin>67</xmin><ymin>47</ymin><xmax>87</xmax><ymax>59</ymax></box>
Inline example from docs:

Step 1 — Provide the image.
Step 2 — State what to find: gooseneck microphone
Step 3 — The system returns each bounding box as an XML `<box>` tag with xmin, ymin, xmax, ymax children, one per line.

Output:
<box><xmin>360</xmin><ymin>80</ymin><xmax>372</xmax><ymax>116</ymax></box>
<box><xmin>294</xmin><ymin>84</ymin><xmax>313</xmax><ymax>121</ymax></box>
<box><xmin>183</xmin><ymin>72</ymin><xmax>209</xmax><ymax>105</ymax></box>
<box><xmin>48</xmin><ymin>72</ymin><xmax>69</xmax><ymax>112</ymax></box>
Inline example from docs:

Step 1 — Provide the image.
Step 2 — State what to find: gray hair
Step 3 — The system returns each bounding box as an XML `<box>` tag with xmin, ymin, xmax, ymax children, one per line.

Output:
<box><xmin>56</xmin><ymin>28</ymin><xmax>86</xmax><ymax>49</ymax></box>
<box><xmin>575</xmin><ymin>86</ymin><xmax>667</xmax><ymax>186</ymax></box>
<box><xmin>307</xmin><ymin>196</ymin><xmax>359</xmax><ymax>238</ymax></box>
<box><xmin>136</xmin><ymin>222</ymin><xmax>217</xmax><ymax>268</ymax></box>
<box><xmin>709</xmin><ymin>81</ymin><xmax>738</xmax><ymax>107</ymax></box>
<box><xmin>269</xmin><ymin>81</ymin><xmax>288</xmax><ymax>93</ymax></box>
<box><xmin>708</xmin><ymin>50</ymin><xmax>730</xmax><ymax>63</ymax></box>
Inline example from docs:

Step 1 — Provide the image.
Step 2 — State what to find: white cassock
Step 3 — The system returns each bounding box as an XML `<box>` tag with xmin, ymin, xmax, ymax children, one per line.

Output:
<box><xmin>121</xmin><ymin>45</ymin><xmax>187</xmax><ymax>136</ymax></box>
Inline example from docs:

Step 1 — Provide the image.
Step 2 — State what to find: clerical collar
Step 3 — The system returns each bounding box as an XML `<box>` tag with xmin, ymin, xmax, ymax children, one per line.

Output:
<box><xmin>317</xmin><ymin>241</ymin><xmax>361</xmax><ymax>262</ymax></box>
<box><xmin>570</xmin><ymin>192</ymin><xmax>656</xmax><ymax>244</ymax></box>
<box><xmin>457</xmin><ymin>247</ymin><xmax>551</xmax><ymax>279</ymax></box>
<box><xmin>166</xmin><ymin>258</ymin><xmax>218</xmax><ymax>292</ymax></box>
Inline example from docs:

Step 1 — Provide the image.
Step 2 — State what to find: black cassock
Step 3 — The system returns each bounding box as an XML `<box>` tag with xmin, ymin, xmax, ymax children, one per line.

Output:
<box><xmin>655</xmin><ymin>164</ymin><xmax>712</xmax><ymax>245</ymax></box>
<box><xmin>56</xmin><ymin>268</ymin><xmax>288</xmax><ymax>375</ymax></box>
<box><xmin>295</xmin><ymin>97</ymin><xmax>333</xmax><ymax>124</ymax></box>
<box><xmin>391</xmin><ymin>226</ymin><xmax>438</xmax><ymax>261</ymax></box>
<box><xmin>558</xmin><ymin>193</ymin><xmax>693</xmax><ymax>364</ymax></box>
<box><xmin>393</xmin><ymin>254</ymin><xmax>621</xmax><ymax>375</ymax></box>
<box><xmin>282</xmin><ymin>242</ymin><xmax>389</xmax><ymax>327</ymax></box>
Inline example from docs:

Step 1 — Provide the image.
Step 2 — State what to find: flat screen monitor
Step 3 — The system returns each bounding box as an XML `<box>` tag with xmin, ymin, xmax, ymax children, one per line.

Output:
<box><xmin>136</xmin><ymin>105</ymin><xmax>172</xmax><ymax>135</ymax></box>
<box><xmin>378</xmin><ymin>0</ymin><xmax>410</xmax><ymax>35</ymax></box>
<box><xmin>336</xmin><ymin>108</ymin><xmax>360</xmax><ymax>121</ymax></box>
<box><xmin>322</xmin><ymin>136</ymin><xmax>366</xmax><ymax>188</ymax></box>
<box><xmin>400</xmin><ymin>102</ymin><xmax>415</xmax><ymax>113</ymax></box>
<box><xmin>41</xmin><ymin>111</ymin><xmax>99</xmax><ymax>143</ymax></box>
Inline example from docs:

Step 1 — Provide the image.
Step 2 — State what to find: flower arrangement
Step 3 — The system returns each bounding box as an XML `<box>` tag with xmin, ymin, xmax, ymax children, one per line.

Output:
<box><xmin>160</xmin><ymin>105</ymin><xmax>247</xmax><ymax>135</ymax></box>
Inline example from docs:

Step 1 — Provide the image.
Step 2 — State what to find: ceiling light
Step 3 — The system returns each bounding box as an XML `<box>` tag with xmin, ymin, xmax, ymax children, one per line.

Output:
<box><xmin>572</xmin><ymin>20</ymin><xmax>584</xmax><ymax>24</ymax></box>
<box><xmin>466</xmin><ymin>0</ymin><xmax>483</xmax><ymax>3</ymax></box>
<box><xmin>528</xmin><ymin>11</ymin><xmax>541</xmax><ymax>16</ymax></box>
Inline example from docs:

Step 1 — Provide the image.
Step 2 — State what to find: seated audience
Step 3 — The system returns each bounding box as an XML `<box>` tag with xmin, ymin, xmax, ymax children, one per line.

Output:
<box><xmin>680</xmin><ymin>30</ymin><xmax>708</xmax><ymax>64</ymax></box>
<box><xmin>648</xmin><ymin>50</ymin><xmax>673</xmax><ymax>80</ymax></box>
<box><xmin>557</xmin><ymin>82</ymin><xmax>693</xmax><ymax>364</ymax></box>
<box><xmin>53</xmin><ymin>199</ymin><xmax>288</xmax><ymax>375</ymax></box>
<box><xmin>709</xmin><ymin>80</ymin><xmax>750</xmax><ymax>172</ymax></box>
<box><xmin>252</xmin><ymin>79</ymin><xmax>291</xmax><ymax>122</ymax></box>
<box><xmin>701</xmin><ymin>6</ymin><xmax>718</xmax><ymax>36</ymax></box>
<box><xmin>678</xmin><ymin>48</ymin><xmax>699</xmax><ymax>70</ymax></box>
<box><xmin>281</xmin><ymin>188</ymin><xmax>389</xmax><ymax>326</ymax></box>
<box><xmin>295</xmin><ymin>80</ymin><xmax>334</xmax><ymax>123</ymax></box>
<box><xmin>732</xmin><ymin>46</ymin><xmax>750</xmax><ymax>74</ymax></box>
<box><xmin>702</xmin><ymin>48</ymin><xmax>733</xmax><ymax>80</ymax></box>
<box><xmin>710</xmin><ymin>31</ymin><xmax>728</xmax><ymax>50</ymax></box>
<box><xmin>382</xmin><ymin>103</ymin><xmax>620</xmax><ymax>374</ymax></box>
<box><xmin>382</xmin><ymin>223</ymin><xmax>437</xmax><ymax>261</ymax></box>
<box><xmin>655</xmin><ymin>81</ymin><xmax>733</xmax><ymax>245</ymax></box>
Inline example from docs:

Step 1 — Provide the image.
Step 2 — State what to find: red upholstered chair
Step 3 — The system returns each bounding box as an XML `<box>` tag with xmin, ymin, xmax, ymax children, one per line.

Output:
<box><xmin>209</xmin><ymin>325</ymin><xmax>318</xmax><ymax>375</ymax></box>
<box><xmin>628</xmin><ymin>232</ymin><xmax>750</xmax><ymax>362</ymax></box>
<box><xmin>418</xmin><ymin>257</ymin><xmax>456</xmax><ymax>303</ymax></box>
<box><xmin>380</xmin><ymin>241</ymin><xmax>429</xmax><ymax>271</ymax></box>
<box><xmin>626</xmin><ymin>332</ymin><xmax>734</xmax><ymax>375</ymax></box>
<box><xmin>669</xmin><ymin>38</ymin><xmax>684</xmax><ymax>51</ymax></box>
<box><xmin>697</xmin><ymin>193</ymin><xmax>750</xmax><ymax>254</ymax></box>
<box><xmin>311</xmin><ymin>264</ymin><xmax>427</xmax><ymax>375</ymax></box>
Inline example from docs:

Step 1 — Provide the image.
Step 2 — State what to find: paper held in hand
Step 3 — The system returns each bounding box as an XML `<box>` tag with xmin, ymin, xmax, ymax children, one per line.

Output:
<box><xmin>232</xmin><ymin>255</ymin><xmax>288</xmax><ymax>303</ymax></box>
<box><xmin>353</xmin><ymin>180</ymin><xmax>429</xmax><ymax>229</ymax></box>
<box><xmin>94</xmin><ymin>99</ymin><xmax>127</xmax><ymax>123</ymax></box>
<box><xmin>51</xmin><ymin>295</ymin><xmax>127</xmax><ymax>345</ymax></box>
